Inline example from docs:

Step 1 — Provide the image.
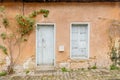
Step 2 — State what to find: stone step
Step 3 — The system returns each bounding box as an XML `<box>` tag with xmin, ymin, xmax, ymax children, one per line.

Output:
<box><xmin>34</xmin><ymin>70</ymin><xmax>57</xmax><ymax>74</ymax></box>
<box><xmin>35</xmin><ymin>65</ymin><xmax>56</xmax><ymax>74</ymax></box>
<box><xmin>36</xmin><ymin>65</ymin><xmax>55</xmax><ymax>70</ymax></box>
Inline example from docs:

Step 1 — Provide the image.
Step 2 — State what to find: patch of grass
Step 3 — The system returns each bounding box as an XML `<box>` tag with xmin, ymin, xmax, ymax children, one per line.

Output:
<box><xmin>81</xmin><ymin>68</ymin><xmax>85</xmax><ymax>71</ymax></box>
<box><xmin>110</xmin><ymin>64</ymin><xmax>119</xmax><ymax>70</ymax></box>
<box><xmin>61</xmin><ymin>67</ymin><xmax>68</xmax><ymax>72</ymax></box>
<box><xmin>0</xmin><ymin>71</ymin><xmax>7</xmax><ymax>76</ymax></box>
<box><xmin>25</xmin><ymin>70</ymin><xmax>30</xmax><ymax>74</ymax></box>
<box><xmin>88</xmin><ymin>65</ymin><xmax>97</xmax><ymax>70</ymax></box>
<box><xmin>91</xmin><ymin>65</ymin><xmax>97</xmax><ymax>69</ymax></box>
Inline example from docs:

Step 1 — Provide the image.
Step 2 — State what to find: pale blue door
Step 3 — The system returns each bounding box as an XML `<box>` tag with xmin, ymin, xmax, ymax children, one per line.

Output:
<box><xmin>71</xmin><ymin>24</ymin><xmax>89</xmax><ymax>59</ymax></box>
<box><xmin>36</xmin><ymin>24</ymin><xmax>54</xmax><ymax>66</ymax></box>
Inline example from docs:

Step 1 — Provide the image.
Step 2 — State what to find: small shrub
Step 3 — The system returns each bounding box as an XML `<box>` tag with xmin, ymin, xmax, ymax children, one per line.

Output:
<box><xmin>0</xmin><ymin>71</ymin><xmax>7</xmax><ymax>76</ymax></box>
<box><xmin>91</xmin><ymin>65</ymin><xmax>97</xmax><ymax>69</ymax></box>
<box><xmin>61</xmin><ymin>67</ymin><xmax>68</xmax><ymax>72</ymax></box>
<box><xmin>110</xmin><ymin>64</ymin><xmax>119</xmax><ymax>70</ymax></box>
<box><xmin>25</xmin><ymin>70</ymin><xmax>30</xmax><ymax>74</ymax></box>
<box><xmin>88</xmin><ymin>63</ymin><xmax>97</xmax><ymax>69</ymax></box>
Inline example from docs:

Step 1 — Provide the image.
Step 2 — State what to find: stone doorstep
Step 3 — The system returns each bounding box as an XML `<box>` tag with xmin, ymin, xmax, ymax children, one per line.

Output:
<box><xmin>36</xmin><ymin>65</ymin><xmax>55</xmax><ymax>70</ymax></box>
<box><xmin>35</xmin><ymin>65</ymin><xmax>56</xmax><ymax>74</ymax></box>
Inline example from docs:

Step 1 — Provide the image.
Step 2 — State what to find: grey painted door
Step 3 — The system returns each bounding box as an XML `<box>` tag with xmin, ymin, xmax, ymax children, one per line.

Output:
<box><xmin>36</xmin><ymin>24</ymin><xmax>54</xmax><ymax>66</ymax></box>
<box><xmin>71</xmin><ymin>24</ymin><xmax>89</xmax><ymax>59</ymax></box>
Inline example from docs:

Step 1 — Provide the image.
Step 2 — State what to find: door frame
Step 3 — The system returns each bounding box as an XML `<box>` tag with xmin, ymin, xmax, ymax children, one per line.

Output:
<box><xmin>36</xmin><ymin>23</ymin><xmax>56</xmax><ymax>66</ymax></box>
<box><xmin>70</xmin><ymin>22</ymin><xmax>90</xmax><ymax>60</ymax></box>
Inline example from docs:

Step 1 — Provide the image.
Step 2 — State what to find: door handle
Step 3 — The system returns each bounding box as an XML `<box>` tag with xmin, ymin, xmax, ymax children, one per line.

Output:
<box><xmin>42</xmin><ymin>38</ymin><xmax>46</xmax><ymax>48</ymax></box>
<box><xmin>42</xmin><ymin>38</ymin><xmax>44</xmax><ymax>42</ymax></box>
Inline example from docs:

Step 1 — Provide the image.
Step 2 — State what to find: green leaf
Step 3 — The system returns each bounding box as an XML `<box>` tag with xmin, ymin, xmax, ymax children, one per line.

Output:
<box><xmin>2</xmin><ymin>18</ymin><xmax>9</xmax><ymax>27</ymax></box>
<box><xmin>0</xmin><ymin>6</ymin><xmax>5</xmax><ymax>12</ymax></box>
<box><xmin>1</xmin><ymin>33</ymin><xmax>7</xmax><ymax>40</ymax></box>
<box><xmin>43</xmin><ymin>14</ymin><xmax>48</xmax><ymax>18</ymax></box>
<box><xmin>0</xmin><ymin>45</ymin><xmax>8</xmax><ymax>55</ymax></box>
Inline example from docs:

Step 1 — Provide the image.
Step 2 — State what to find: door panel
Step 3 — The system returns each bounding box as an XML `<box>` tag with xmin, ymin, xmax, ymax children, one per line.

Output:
<box><xmin>37</xmin><ymin>24</ymin><xmax>54</xmax><ymax>65</ymax></box>
<box><xmin>71</xmin><ymin>24</ymin><xmax>88</xmax><ymax>58</ymax></box>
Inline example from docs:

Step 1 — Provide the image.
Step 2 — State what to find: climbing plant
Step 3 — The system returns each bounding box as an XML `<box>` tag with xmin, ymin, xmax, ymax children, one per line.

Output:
<box><xmin>29</xmin><ymin>9</ymin><xmax>49</xmax><ymax>18</ymax></box>
<box><xmin>16</xmin><ymin>15</ymin><xmax>35</xmax><ymax>36</ymax></box>
<box><xmin>16</xmin><ymin>9</ymin><xmax>49</xmax><ymax>36</ymax></box>
<box><xmin>108</xmin><ymin>20</ymin><xmax>120</xmax><ymax>69</ymax></box>
<box><xmin>0</xmin><ymin>6</ymin><xmax>49</xmax><ymax>74</ymax></box>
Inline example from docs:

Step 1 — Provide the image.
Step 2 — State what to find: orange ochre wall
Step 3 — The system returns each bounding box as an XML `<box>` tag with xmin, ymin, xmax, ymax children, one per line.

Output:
<box><xmin>0</xmin><ymin>2</ymin><xmax>120</xmax><ymax>68</ymax></box>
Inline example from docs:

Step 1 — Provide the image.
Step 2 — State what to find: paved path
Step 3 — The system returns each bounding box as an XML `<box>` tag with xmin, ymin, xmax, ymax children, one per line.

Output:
<box><xmin>1</xmin><ymin>69</ymin><xmax>120</xmax><ymax>80</ymax></box>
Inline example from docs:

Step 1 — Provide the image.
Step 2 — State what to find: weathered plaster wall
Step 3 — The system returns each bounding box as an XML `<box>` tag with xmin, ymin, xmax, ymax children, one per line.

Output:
<box><xmin>0</xmin><ymin>2</ymin><xmax>120</xmax><ymax>68</ymax></box>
